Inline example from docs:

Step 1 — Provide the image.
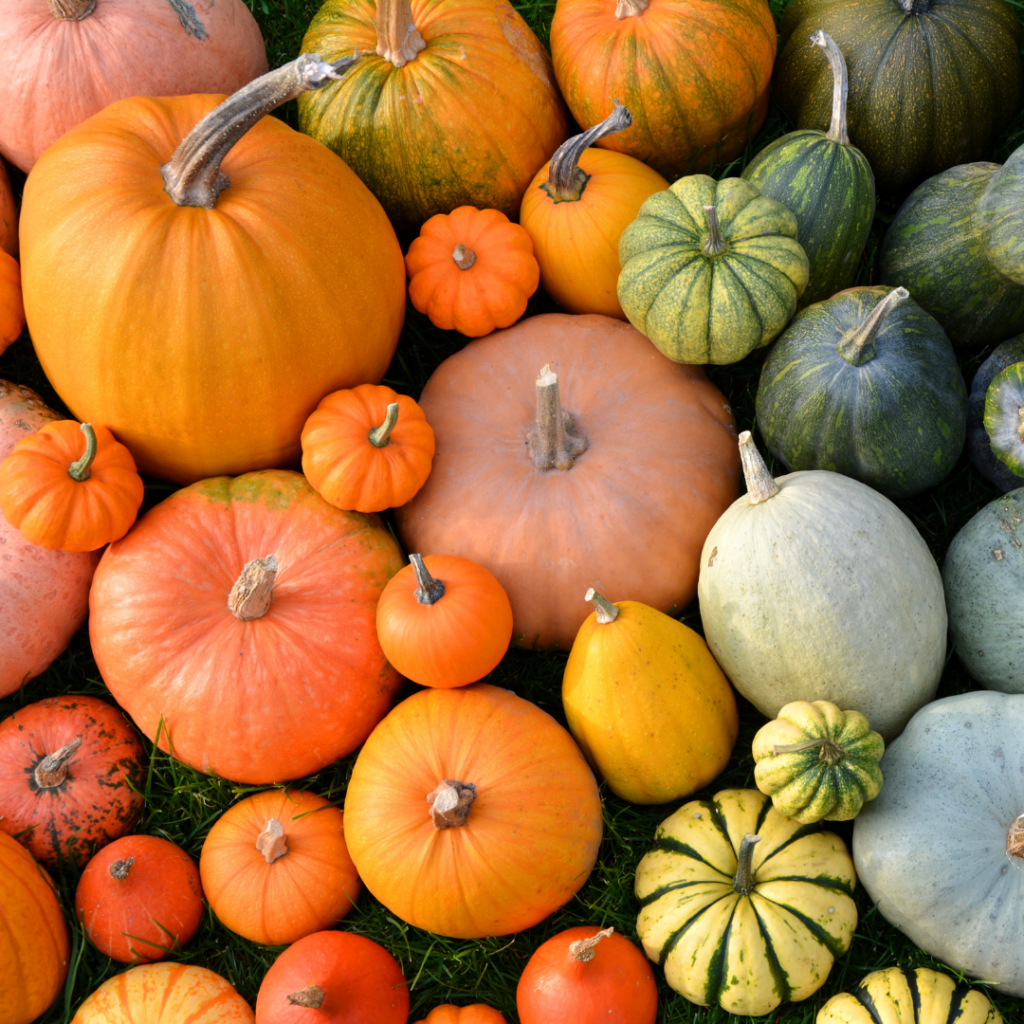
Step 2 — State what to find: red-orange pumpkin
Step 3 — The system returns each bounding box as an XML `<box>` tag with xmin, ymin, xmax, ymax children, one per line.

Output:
<box><xmin>0</xmin><ymin>159</ymin><xmax>16</xmax><ymax>256</ymax></box>
<box><xmin>415</xmin><ymin>1007</ymin><xmax>508</xmax><ymax>1024</ymax></box>
<box><xmin>0</xmin><ymin>249</ymin><xmax>23</xmax><ymax>355</ymax></box>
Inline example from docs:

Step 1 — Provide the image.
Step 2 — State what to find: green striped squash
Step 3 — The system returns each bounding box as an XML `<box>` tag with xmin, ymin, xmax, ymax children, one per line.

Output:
<box><xmin>634</xmin><ymin>788</ymin><xmax>857</xmax><ymax>1017</ymax></box>
<box><xmin>978</xmin><ymin>142</ymin><xmax>1024</xmax><ymax>286</ymax></box>
<box><xmin>967</xmin><ymin>335</ymin><xmax>1024</xmax><ymax>491</ymax></box>
<box><xmin>617</xmin><ymin>175</ymin><xmax>809</xmax><ymax>365</ymax></box>
<box><xmin>984</xmin><ymin>362</ymin><xmax>1024</xmax><ymax>476</ymax></box>
<box><xmin>742</xmin><ymin>31</ymin><xmax>874</xmax><ymax>307</ymax></box>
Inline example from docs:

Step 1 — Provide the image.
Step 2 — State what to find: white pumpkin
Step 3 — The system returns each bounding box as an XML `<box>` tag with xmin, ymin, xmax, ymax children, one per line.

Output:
<box><xmin>697</xmin><ymin>433</ymin><xmax>947</xmax><ymax>740</ymax></box>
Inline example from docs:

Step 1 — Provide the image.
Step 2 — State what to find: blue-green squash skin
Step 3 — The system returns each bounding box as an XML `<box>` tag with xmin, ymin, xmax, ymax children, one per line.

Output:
<box><xmin>967</xmin><ymin>335</ymin><xmax>1024</xmax><ymax>491</ymax></box>
<box><xmin>880</xmin><ymin>163</ymin><xmax>1024</xmax><ymax>348</ymax></box>
<box><xmin>978</xmin><ymin>142</ymin><xmax>1024</xmax><ymax>286</ymax></box>
<box><xmin>755</xmin><ymin>287</ymin><xmax>967</xmax><ymax>499</ymax></box>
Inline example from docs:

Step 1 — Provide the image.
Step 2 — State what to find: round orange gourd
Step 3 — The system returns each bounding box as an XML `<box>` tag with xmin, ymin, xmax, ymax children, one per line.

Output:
<box><xmin>344</xmin><ymin>683</ymin><xmax>603</xmax><ymax>938</ymax></box>
<box><xmin>415</xmin><ymin>1008</ymin><xmax>507</xmax><ymax>1024</ymax></box>
<box><xmin>0</xmin><ymin>250</ymin><xmax>23</xmax><ymax>355</ymax></box>
<box><xmin>520</xmin><ymin>104</ymin><xmax>668</xmax><ymax>319</ymax></box>
<box><xmin>406</xmin><ymin>208</ymin><xmax>540</xmax><ymax>338</ymax></box>
<box><xmin>255</xmin><ymin>930</ymin><xmax>408</xmax><ymax>1024</ymax></box>
<box><xmin>0</xmin><ymin>831</ymin><xmax>69</xmax><ymax>1024</ymax></box>
<box><xmin>75</xmin><ymin>835</ymin><xmax>204</xmax><ymax>963</ymax></box>
<box><xmin>200</xmin><ymin>789</ymin><xmax>361</xmax><ymax>946</ymax></box>
<box><xmin>516</xmin><ymin>926</ymin><xmax>657</xmax><ymax>1024</ymax></box>
<box><xmin>0</xmin><ymin>421</ymin><xmax>143</xmax><ymax>551</ymax></box>
<box><xmin>549</xmin><ymin>0</ymin><xmax>776</xmax><ymax>180</ymax></box>
<box><xmin>20</xmin><ymin>55</ymin><xmax>405</xmax><ymax>484</ymax></box>
<box><xmin>301</xmin><ymin>384</ymin><xmax>435</xmax><ymax>513</ymax></box>
<box><xmin>376</xmin><ymin>554</ymin><xmax>513</xmax><ymax>688</ymax></box>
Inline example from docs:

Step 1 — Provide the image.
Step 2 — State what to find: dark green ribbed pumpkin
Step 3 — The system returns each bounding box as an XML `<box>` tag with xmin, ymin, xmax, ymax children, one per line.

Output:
<box><xmin>742</xmin><ymin>31</ymin><xmax>874</xmax><ymax>308</ymax></box>
<box><xmin>880</xmin><ymin>162</ymin><xmax>1024</xmax><ymax>348</ymax></box>
<box><xmin>774</xmin><ymin>0</ymin><xmax>1023</xmax><ymax>197</ymax></box>
<box><xmin>617</xmin><ymin>176</ymin><xmax>809</xmax><ymax>365</ymax></box>
<box><xmin>967</xmin><ymin>335</ymin><xmax>1024</xmax><ymax>491</ymax></box>
<box><xmin>756</xmin><ymin>286</ymin><xmax>967</xmax><ymax>498</ymax></box>
<box><xmin>978</xmin><ymin>142</ymin><xmax>1024</xmax><ymax>286</ymax></box>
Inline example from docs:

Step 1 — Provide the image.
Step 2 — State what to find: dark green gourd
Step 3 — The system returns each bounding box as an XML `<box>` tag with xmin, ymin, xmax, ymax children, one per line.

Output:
<box><xmin>742</xmin><ymin>31</ymin><xmax>874</xmax><ymax>308</ymax></box>
<box><xmin>967</xmin><ymin>335</ymin><xmax>1024</xmax><ymax>491</ymax></box>
<box><xmin>978</xmin><ymin>142</ymin><xmax>1024</xmax><ymax>287</ymax></box>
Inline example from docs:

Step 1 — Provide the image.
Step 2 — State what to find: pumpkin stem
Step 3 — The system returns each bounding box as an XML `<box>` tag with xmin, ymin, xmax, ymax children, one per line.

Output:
<box><xmin>48</xmin><ymin>0</ymin><xmax>96</xmax><ymax>19</ymax></box>
<box><xmin>228</xmin><ymin>555</ymin><xmax>278</xmax><ymax>621</ymax></box>
<box><xmin>837</xmin><ymin>287</ymin><xmax>910</xmax><ymax>367</ymax></box>
<box><xmin>255</xmin><ymin>818</ymin><xmax>289</xmax><ymax>864</ymax></box>
<box><xmin>615</xmin><ymin>0</ymin><xmax>650</xmax><ymax>17</ymax></box>
<box><xmin>898</xmin><ymin>0</ymin><xmax>931</xmax><ymax>13</ymax></box>
<box><xmin>369</xmin><ymin>403</ymin><xmax>400</xmax><ymax>448</ymax></box>
<box><xmin>109</xmin><ymin>858</ymin><xmax>135</xmax><ymax>881</ymax></box>
<box><xmin>1008</xmin><ymin>814</ymin><xmax>1024</xmax><ymax>860</ymax></box>
<box><xmin>410</xmin><ymin>553</ymin><xmax>446</xmax><ymax>605</ymax></box>
<box><xmin>427</xmin><ymin>779</ymin><xmax>476</xmax><ymax>830</ymax></box>
<box><xmin>569</xmin><ymin>927</ymin><xmax>614</xmax><ymax>962</ymax></box>
<box><xmin>376</xmin><ymin>0</ymin><xmax>426</xmax><ymax>67</ymax></box>
<box><xmin>161</xmin><ymin>53</ymin><xmax>362</xmax><ymax>209</ymax></box>
<box><xmin>286</xmin><ymin>986</ymin><xmax>325</xmax><ymax>1009</ymax></box>
<box><xmin>34</xmin><ymin>737</ymin><xmax>83</xmax><ymax>789</ymax></box>
<box><xmin>541</xmin><ymin>102</ymin><xmax>633</xmax><ymax>203</ymax></box>
<box><xmin>452</xmin><ymin>244</ymin><xmax>477</xmax><ymax>270</ymax></box>
<box><xmin>810</xmin><ymin>31</ymin><xmax>850</xmax><ymax>147</ymax></box>
<box><xmin>772</xmin><ymin>736</ymin><xmax>844</xmax><ymax>764</ymax></box>
<box><xmin>67</xmin><ymin>423</ymin><xmax>97</xmax><ymax>482</ymax></box>
<box><xmin>527</xmin><ymin>365</ymin><xmax>588</xmax><ymax>470</ymax></box>
<box><xmin>732</xmin><ymin>833</ymin><xmax>761</xmax><ymax>896</ymax></box>
<box><xmin>738</xmin><ymin>432</ymin><xmax>780</xmax><ymax>504</ymax></box>
<box><xmin>586</xmin><ymin>588</ymin><xmax>619</xmax><ymax>624</ymax></box>
<box><xmin>702</xmin><ymin>206</ymin><xmax>728</xmax><ymax>257</ymax></box>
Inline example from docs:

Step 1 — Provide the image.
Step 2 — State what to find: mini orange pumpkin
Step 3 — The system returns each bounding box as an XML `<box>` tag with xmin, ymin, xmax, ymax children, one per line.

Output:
<box><xmin>416</xmin><ymin>1007</ymin><xmax>508</xmax><ymax>1024</ymax></box>
<box><xmin>1</xmin><ymin>249</ymin><xmax>24</xmax><ymax>354</ymax></box>
<box><xmin>406</xmin><ymin>207</ymin><xmax>539</xmax><ymax>338</ymax></box>
<box><xmin>301</xmin><ymin>384</ymin><xmax>435</xmax><ymax>513</ymax></box>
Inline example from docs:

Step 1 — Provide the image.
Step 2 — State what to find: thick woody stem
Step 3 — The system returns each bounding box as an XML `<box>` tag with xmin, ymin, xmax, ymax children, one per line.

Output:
<box><xmin>228</xmin><ymin>555</ymin><xmax>277</xmax><ymax>621</ymax></box>
<box><xmin>68</xmin><ymin>423</ymin><xmax>97</xmax><ymax>482</ymax></box>
<box><xmin>810</xmin><ymin>31</ymin><xmax>850</xmax><ymax>146</ymax></box>
<box><xmin>586</xmin><ymin>588</ymin><xmax>620</xmax><ymax>625</ymax></box>
<box><xmin>109</xmin><ymin>858</ymin><xmax>135</xmax><ymax>881</ymax></box>
<box><xmin>1008</xmin><ymin>814</ymin><xmax>1024</xmax><ymax>860</ymax></box>
<box><xmin>837</xmin><ymin>287</ymin><xmax>910</xmax><ymax>367</ymax></box>
<box><xmin>569</xmin><ymin>927</ymin><xmax>614</xmax><ymax>962</ymax></box>
<box><xmin>615</xmin><ymin>0</ymin><xmax>650</xmax><ymax>16</ymax></box>
<box><xmin>732</xmin><ymin>833</ymin><xmax>761</xmax><ymax>896</ymax></box>
<box><xmin>48</xmin><ymin>0</ymin><xmax>96</xmax><ymax>19</ymax></box>
<box><xmin>376</xmin><ymin>0</ymin><xmax>426</xmax><ymax>67</ymax></box>
<box><xmin>452</xmin><ymin>244</ymin><xmax>477</xmax><ymax>270</ymax></box>
<box><xmin>772</xmin><ymin>736</ymin><xmax>843</xmax><ymax>764</ymax></box>
<box><xmin>161</xmin><ymin>53</ymin><xmax>361</xmax><ymax>209</ymax></box>
<box><xmin>427</xmin><ymin>780</ymin><xmax>476</xmax><ymax>830</ymax></box>
<box><xmin>34</xmin><ymin>738</ymin><xmax>83</xmax><ymax>788</ymax></box>
<box><xmin>369</xmin><ymin>403</ymin><xmax>400</xmax><ymax>448</ymax></box>
<box><xmin>526</xmin><ymin>365</ymin><xmax>588</xmax><ymax>470</ymax></box>
<box><xmin>286</xmin><ymin>986</ymin><xmax>325</xmax><ymax>1009</ymax></box>
<box><xmin>702</xmin><ymin>206</ymin><xmax>728</xmax><ymax>257</ymax></box>
<box><xmin>256</xmin><ymin>819</ymin><xmax>289</xmax><ymax>864</ymax></box>
<box><xmin>542</xmin><ymin>102</ymin><xmax>633</xmax><ymax>202</ymax></box>
<box><xmin>738</xmin><ymin>432</ymin><xmax>780</xmax><ymax>504</ymax></box>
<box><xmin>410</xmin><ymin>553</ymin><xmax>446</xmax><ymax>605</ymax></box>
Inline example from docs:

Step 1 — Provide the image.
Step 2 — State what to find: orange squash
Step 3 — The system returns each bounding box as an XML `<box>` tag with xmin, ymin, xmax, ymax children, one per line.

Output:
<box><xmin>20</xmin><ymin>54</ymin><xmax>405</xmax><ymax>484</ymax></box>
<box><xmin>0</xmin><ymin>159</ymin><xmax>16</xmax><ymax>256</ymax></box>
<box><xmin>0</xmin><ymin>249</ymin><xmax>23</xmax><ymax>355</ymax></box>
<box><xmin>416</xmin><ymin>1008</ymin><xmax>508</xmax><ymax>1024</ymax></box>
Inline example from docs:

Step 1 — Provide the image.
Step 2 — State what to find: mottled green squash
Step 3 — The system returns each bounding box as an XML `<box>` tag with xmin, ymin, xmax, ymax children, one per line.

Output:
<box><xmin>984</xmin><ymin>363</ymin><xmax>1024</xmax><ymax>476</ymax></box>
<box><xmin>978</xmin><ymin>142</ymin><xmax>1024</xmax><ymax>286</ymax></box>
<box><xmin>742</xmin><ymin>32</ymin><xmax>874</xmax><ymax>307</ymax></box>
<box><xmin>617</xmin><ymin>176</ymin><xmax>808</xmax><ymax>365</ymax></box>
<box><xmin>967</xmin><ymin>335</ymin><xmax>1024</xmax><ymax>490</ymax></box>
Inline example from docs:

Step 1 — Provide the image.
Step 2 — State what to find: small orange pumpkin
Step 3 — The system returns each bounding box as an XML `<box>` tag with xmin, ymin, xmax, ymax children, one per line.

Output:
<box><xmin>406</xmin><ymin>207</ymin><xmax>539</xmax><ymax>338</ymax></box>
<box><xmin>301</xmin><ymin>384</ymin><xmax>435</xmax><ymax>513</ymax></box>
<box><xmin>1</xmin><ymin>249</ymin><xmax>24</xmax><ymax>354</ymax></box>
<box><xmin>416</xmin><ymin>1007</ymin><xmax>508</xmax><ymax>1024</ymax></box>
<box><xmin>376</xmin><ymin>554</ymin><xmax>513</xmax><ymax>688</ymax></box>
<box><xmin>0</xmin><ymin>420</ymin><xmax>143</xmax><ymax>551</ymax></box>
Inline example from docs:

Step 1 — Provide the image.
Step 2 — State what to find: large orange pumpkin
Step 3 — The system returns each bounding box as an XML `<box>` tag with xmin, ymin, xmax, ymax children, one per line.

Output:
<box><xmin>20</xmin><ymin>54</ymin><xmax>406</xmax><ymax>484</ymax></box>
<box><xmin>549</xmin><ymin>0</ymin><xmax>777</xmax><ymax>180</ymax></box>
<box><xmin>89</xmin><ymin>470</ymin><xmax>405</xmax><ymax>784</ymax></box>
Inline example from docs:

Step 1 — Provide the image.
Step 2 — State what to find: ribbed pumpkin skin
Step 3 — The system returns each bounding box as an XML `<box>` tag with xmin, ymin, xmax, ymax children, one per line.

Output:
<box><xmin>549</xmin><ymin>0</ymin><xmax>776</xmax><ymax>180</ymax></box>
<box><xmin>775</xmin><ymin>0</ymin><xmax>1023</xmax><ymax>197</ymax></box>
<box><xmin>978</xmin><ymin>142</ymin><xmax>1024</xmax><ymax>286</ymax></box>
<box><xmin>967</xmin><ymin>335</ymin><xmax>1024</xmax><ymax>491</ymax></box>
<box><xmin>755</xmin><ymin>287</ymin><xmax>967</xmax><ymax>499</ymax></box>
<box><xmin>984</xmin><ymin>363</ymin><xmax>1024</xmax><ymax>475</ymax></box>
<box><xmin>298</xmin><ymin>0</ymin><xmax>568</xmax><ymax>233</ymax></box>
<box><xmin>880</xmin><ymin>163</ymin><xmax>1024</xmax><ymax>347</ymax></box>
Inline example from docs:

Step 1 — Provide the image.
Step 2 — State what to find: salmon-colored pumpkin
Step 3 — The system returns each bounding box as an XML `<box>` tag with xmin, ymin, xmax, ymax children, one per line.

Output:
<box><xmin>0</xmin><ymin>0</ymin><xmax>267</xmax><ymax>173</ymax></box>
<box><xmin>200</xmin><ymin>789</ymin><xmax>361</xmax><ymax>946</ymax></box>
<box><xmin>20</xmin><ymin>55</ymin><xmax>406</xmax><ymax>484</ymax></box>
<box><xmin>416</xmin><ymin>1007</ymin><xmax>508</xmax><ymax>1024</ymax></box>
<box><xmin>89</xmin><ymin>470</ymin><xmax>404</xmax><ymax>784</ymax></box>
<box><xmin>0</xmin><ymin>250</ymin><xmax>24</xmax><ymax>354</ymax></box>
<box><xmin>344</xmin><ymin>683</ymin><xmax>603</xmax><ymax>938</ymax></box>
<box><xmin>0</xmin><ymin>159</ymin><xmax>16</xmax><ymax>256</ymax></box>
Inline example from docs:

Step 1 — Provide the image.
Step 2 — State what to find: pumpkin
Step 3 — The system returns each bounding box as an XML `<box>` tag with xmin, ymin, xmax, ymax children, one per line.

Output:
<box><xmin>0</xmin><ymin>381</ymin><xmax>99</xmax><ymax>698</ymax></box>
<box><xmin>301</xmin><ymin>384</ymin><xmax>435</xmax><ymax>513</ymax></box>
<box><xmin>415</xmin><ymin>1008</ymin><xmax>507</xmax><ymax>1024</ymax></box>
<box><xmin>0</xmin><ymin>0</ymin><xmax>267</xmax><ymax>173</ymax></box>
<box><xmin>71</xmin><ymin>964</ymin><xmax>254</xmax><ymax>1024</ymax></box>
<box><xmin>516</xmin><ymin>926</ymin><xmax>657</xmax><ymax>1024</ymax></box>
<box><xmin>853</xmin><ymin>690</ymin><xmax>1024</xmax><ymax>997</ymax></box>
<box><xmin>978</xmin><ymin>141</ymin><xmax>1024</xmax><ymax>286</ymax></box>
<box><xmin>298</xmin><ymin>0</ymin><xmax>568</xmax><ymax>233</ymax></box>
<box><xmin>0</xmin><ymin>249</ymin><xmax>24</xmax><ymax>355</ymax></box>
<box><xmin>200</xmin><ymin>789</ymin><xmax>360</xmax><ymax>946</ymax></box>
<box><xmin>984</xmin><ymin>363</ymin><xmax>1024</xmax><ymax>476</ymax></box>
<box><xmin>0</xmin><ymin>830</ymin><xmax>68</xmax><ymax>1024</ymax></box>
<box><xmin>617</xmin><ymin>175</ymin><xmax>809</xmax><ymax>365</ymax></box>
<box><xmin>549</xmin><ymin>0</ymin><xmax>777</xmax><ymax>180</ymax></box>
<box><xmin>0</xmin><ymin>420</ymin><xmax>144</xmax><ymax>551</ymax></box>
<box><xmin>75</xmin><ymin>834</ymin><xmax>204</xmax><ymax>963</ymax></box>
<box><xmin>392</xmin><ymin>313</ymin><xmax>741</xmax><ymax>649</ymax></box>
<box><xmin>20</xmin><ymin>54</ymin><xmax>405</xmax><ymax>485</ymax></box>
<box><xmin>375</xmin><ymin>554</ymin><xmax>513</xmax><ymax>688</ymax></box>
<box><xmin>698</xmin><ymin>433</ymin><xmax>947</xmax><ymax>740</ymax></box>
<box><xmin>89</xmin><ymin>470</ymin><xmax>404</xmax><ymax>784</ymax></box>
<box><xmin>967</xmin><ymin>335</ymin><xmax>1024</xmax><ymax>492</ymax></box>
<box><xmin>741</xmin><ymin>31</ymin><xmax>875</xmax><ymax>308</ymax></box>
<box><xmin>755</xmin><ymin>285</ymin><xmax>967</xmax><ymax>499</ymax></box>
<box><xmin>561</xmin><ymin>589</ymin><xmax>737</xmax><ymax>804</ymax></box>
<box><xmin>752</xmin><ymin>701</ymin><xmax>884</xmax><ymax>824</ymax></box>
<box><xmin>0</xmin><ymin>159</ymin><xmax>16</xmax><ymax>256</ymax></box>
<box><xmin>519</xmin><ymin>103</ymin><xmax>668</xmax><ymax>319</ymax></box>
<box><xmin>635</xmin><ymin>788</ymin><xmax>857</xmax><ymax>1017</ymax></box>
<box><xmin>880</xmin><ymin>163</ymin><xmax>1024</xmax><ymax>348</ymax></box>
<box><xmin>254</xmin><ymin>930</ymin><xmax>409</xmax><ymax>1024</ymax></box>
<box><xmin>0</xmin><ymin>695</ymin><xmax>144</xmax><ymax>867</ymax></box>
<box><xmin>405</xmin><ymin>207</ymin><xmax>540</xmax><ymax>338</ymax></box>
<box><xmin>817</xmin><ymin>966</ymin><xmax>1004</xmax><ymax>1024</ymax></box>
<box><xmin>343</xmin><ymin>683</ymin><xmax>603</xmax><ymax>938</ymax></box>
<box><xmin>774</xmin><ymin>0</ymin><xmax>1023</xmax><ymax>197</ymax></box>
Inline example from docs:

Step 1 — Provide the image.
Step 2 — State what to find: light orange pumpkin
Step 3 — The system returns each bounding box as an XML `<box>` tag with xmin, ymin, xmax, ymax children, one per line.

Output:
<box><xmin>416</xmin><ymin>1007</ymin><xmax>508</xmax><ymax>1024</ymax></box>
<box><xmin>0</xmin><ymin>159</ymin><xmax>16</xmax><ymax>256</ymax></box>
<box><xmin>0</xmin><ymin>250</ymin><xmax>24</xmax><ymax>354</ymax></box>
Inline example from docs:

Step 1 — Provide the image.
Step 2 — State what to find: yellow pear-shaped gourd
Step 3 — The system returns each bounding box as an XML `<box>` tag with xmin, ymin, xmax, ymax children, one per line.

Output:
<box><xmin>562</xmin><ymin>589</ymin><xmax>738</xmax><ymax>804</ymax></box>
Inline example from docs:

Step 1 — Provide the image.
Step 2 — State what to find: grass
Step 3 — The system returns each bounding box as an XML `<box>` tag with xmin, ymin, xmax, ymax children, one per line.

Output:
<box><xmin>2</xmin><ymin>0</ymin><xmax>1023</xmax><ymax>1021</ymax></box>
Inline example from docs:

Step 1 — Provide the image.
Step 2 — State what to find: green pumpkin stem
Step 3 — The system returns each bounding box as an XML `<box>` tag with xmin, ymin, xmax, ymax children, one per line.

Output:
<box><xmin>68</xmin><ymin>423</ymin><xmax>97</xmax><ymax>482</ymax></box>
<box><xmin>255</xmin><ymin>819</ymin><xmax>289</xmax><ymax>864</ymax></box>
<box><xmin>427</xmin><ymin>779</ymin><xmax>476</xmax><ymax>830</ymax></box>
<box><xmin>228</xmin><ymin>555</ymin><xmax>278</xmax><ymax>621</ymax></box>
<box><xmin>569</xmin><ymin>927</ymin><xmax>614</xmax><ymax>962</ymax></box>
<box><xmin>410</xmin><ymin>553</ymin><xmax>446</xmax><ymax>605</ymax></box>
<box><xmin>837</xmin><ymin>287</ymin><xmax>910</xmax><ymax>367</ymax></box>
<box><xmin>109</xmin><ymin>858</ymin><xmax>134</xmax><ymax>881</ymax></box>
<box><xmin>452</xmin><ymin>244</ymin><xmax>476</xmax><ymax>270</ymax></box>
<box><xmin>369</xmin><ymin>403</ymin><xmax>400</xmax><ymax>447</ymax></box>
<box><xmin>542</xmin><ymin>103</ymin><xmax>633</xmax><ymax>203</ymax></box>
<box><xmin>287</xmin><ymin>986</ymin><xmax>325</xmax><ymax>1009</ymax></box>
<box><xmin>376</xmin><ymin>0</ymin><xmax>426</xmax><ymax>67</ymax></box>
<box><xmin>615</xmin><ymin>0</ymin><xmax>649</xmax><ymax>16</ymax></box>
<box><xmin>34</xmin><ymin>737</ymin><xmax>83</xmax><ymax>789</ymax></box>
<box><xmin>48</xmin><ymin>0</ymin><xmax>95</xmax><ymax>19</ymax></box>
<box><xmin>732</xmin><ymin>833</ymin><xmax>761</xmax><ymax>896</ymax></box>
<box><xmin>810</xmin><ymin>31</ymin><xmax>850</xmax><ymax>147</ymax></box>
<box><xmin>1008</xmin><ymin>814</ymin><xmax>1024</xmax><ymax>860</ymax></box>
<box><xmin>161</xmin><ymin>53</ymin><xmax>362</xmax><ymax>209</ymax></box>
<box><xmin>702</xmin><ymin>206</ymin><xmax>729</xmax><ymax>257</ymax></box>
<box><xmin>772</xmin><ymin>736</ymin><xmax>844</xmax><ymax>764</ymax></box>
<box><xmin>738</xmin><ymin>432</ymin><xmax>780</xmax><ymax>504</ymax></box>
<box><xmin>527</xmin><ymin>365</ymin><xmax>588</xmax><ymax>470</ymax></box>
<box><xmin>586</xmin><ymin>588</ymin><xmax>620</xmax><ymax>624</ymax></box>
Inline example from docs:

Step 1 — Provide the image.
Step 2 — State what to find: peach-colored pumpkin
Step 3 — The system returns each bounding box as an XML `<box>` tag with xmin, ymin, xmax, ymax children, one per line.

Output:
<box><xmin>0</xmin><ymin>0</ymin><xmax>267</xmax><ymax>173</ymax></box>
